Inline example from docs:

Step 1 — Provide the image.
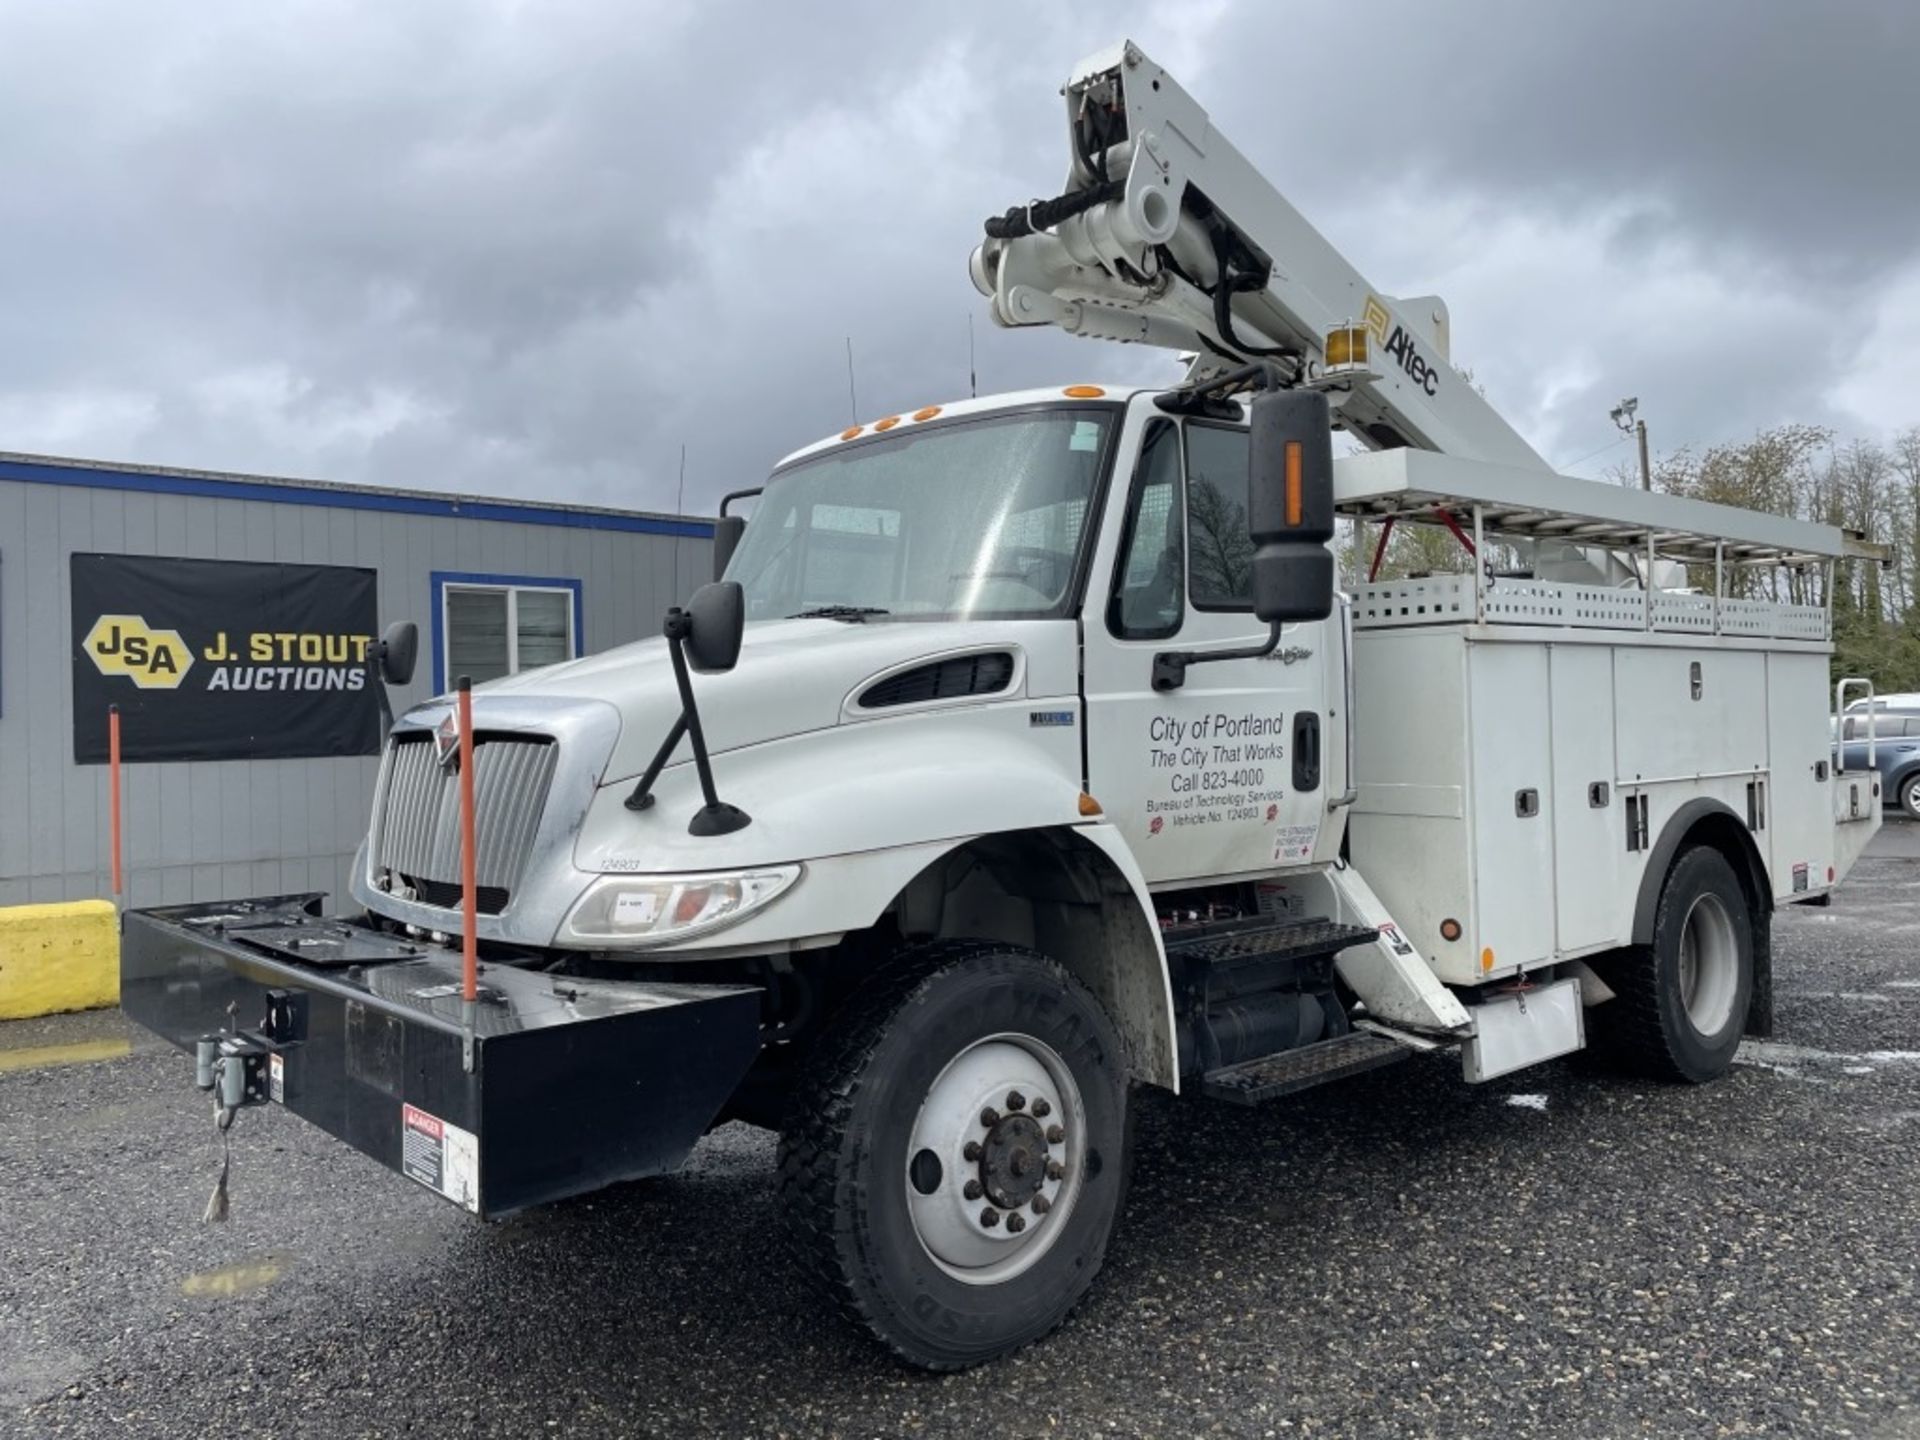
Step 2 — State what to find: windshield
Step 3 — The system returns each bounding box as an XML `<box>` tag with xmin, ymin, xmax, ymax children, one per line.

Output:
<box><xmin>728</xmin><ymin>408</ymin><xmax>1114</xmax><ymax>622</ymax></box>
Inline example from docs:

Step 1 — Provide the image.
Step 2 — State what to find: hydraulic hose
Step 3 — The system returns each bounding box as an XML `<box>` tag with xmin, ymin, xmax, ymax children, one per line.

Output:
<box><xmin>983</xmin><ymin>180</ymin><xmax>1124</xmax><ymax>240</ymax></box>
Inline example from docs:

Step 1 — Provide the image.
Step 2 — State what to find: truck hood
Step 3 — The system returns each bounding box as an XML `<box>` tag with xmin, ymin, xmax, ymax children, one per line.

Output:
<box><xmin>458</xmin><ymin>617</ymin><xmax>1067</xmax><ymax>785</ymax></box>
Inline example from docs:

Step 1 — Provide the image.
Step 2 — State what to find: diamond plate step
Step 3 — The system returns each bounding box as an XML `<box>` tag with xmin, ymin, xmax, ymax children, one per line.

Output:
<box><xmin>1164</xmin><ymin>917</ymin><xmax>1379</xmax><ymax>970</ymax></box>
<box><xmin>1201</xmin><ymin>1030</ymin><xmax>1410</xmax><ymax>1105</ymax></box>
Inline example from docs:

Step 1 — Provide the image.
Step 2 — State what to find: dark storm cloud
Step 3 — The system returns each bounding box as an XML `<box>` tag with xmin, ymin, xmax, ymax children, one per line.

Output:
<box><xmin>0</xmin><ymin>1</ymin><xmax>1915</xmax><ymax>508</ymax></box>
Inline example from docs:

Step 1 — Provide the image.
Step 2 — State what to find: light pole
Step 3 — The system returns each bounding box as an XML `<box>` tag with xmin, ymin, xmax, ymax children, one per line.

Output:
<box><xmin>1610</xmin><ymin>397</ymin><xmax>1650</xmax><ymax>491</ymax></box>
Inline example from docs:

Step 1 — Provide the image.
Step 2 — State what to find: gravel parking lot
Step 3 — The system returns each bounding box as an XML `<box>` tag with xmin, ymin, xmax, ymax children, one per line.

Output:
<box><xmin>4</xmin><ymin>824</ymin><xmax>1918</xmax><ymax>1439</ymax></box>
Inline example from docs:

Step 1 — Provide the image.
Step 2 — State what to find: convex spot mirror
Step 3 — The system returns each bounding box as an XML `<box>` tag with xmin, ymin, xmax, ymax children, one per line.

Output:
<box><xmin>684</xmin><ymin>581</ymin><xmax>745</xmax><ymax>673</ymax></box>
<box><xmin>377</xmin><ymin>621</ymin><xmax>419</xmax><ymax>686</ymax></box>
<box><xmin>1246</xmin><ymin>388</ymin><xmax>1336</xmax><ymax>624</ymax></box>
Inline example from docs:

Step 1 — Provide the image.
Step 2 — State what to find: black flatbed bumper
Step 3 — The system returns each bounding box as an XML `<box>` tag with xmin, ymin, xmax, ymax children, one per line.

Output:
<box><xmin>120</xmin><ymin>895</ymin><xmax>763</xmax><ymax>1218</ymax></box>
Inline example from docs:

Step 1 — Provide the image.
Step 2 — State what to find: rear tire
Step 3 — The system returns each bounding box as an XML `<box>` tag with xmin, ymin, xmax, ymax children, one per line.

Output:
<box><xmin>1899</xmin><ymin>771</ymin><xmax>1920</xmax><ymax>821</ymax></box>
<box><xmin>778</xmin><ymin>941</ymin><xmax>1130</xmax><ymax>1370</ymax></box>
<box><xmin>1589</xmin><ymin>845</ymin><xmax>1754</xmax><ymax>1083</ymax></box>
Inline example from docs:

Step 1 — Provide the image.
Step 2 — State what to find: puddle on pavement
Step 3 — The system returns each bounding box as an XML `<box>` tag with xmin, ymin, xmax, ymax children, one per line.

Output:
<box><xmin>180</xmin><ymin>1254</ymin><xmax>285</xmax><ymax>1298</ymax></box>
<box><xmin>0</xmin><ymin>1037</ymin><xmax>132</xmax><ymax>1075</ymax></box>
<box><xmin>1736</xmin><ymin>1039</ymin><xmax>1920</xmax><ymax>1080</ymax></box>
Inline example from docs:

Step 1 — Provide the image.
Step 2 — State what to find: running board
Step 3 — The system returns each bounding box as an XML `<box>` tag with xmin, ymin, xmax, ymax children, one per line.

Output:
<box><xmin>1163</xmin><ymin>916</ymin><xmax>1380</xmax><ymax>970</ymax></box>
<box><xmin>1201</xmin><ymin>1030</ymin><xmax>1409</xmax><ymax>1105</ymax></box>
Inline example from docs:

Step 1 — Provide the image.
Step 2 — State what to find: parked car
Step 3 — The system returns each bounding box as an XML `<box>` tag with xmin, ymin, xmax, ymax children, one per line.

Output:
<box><xmin>1837</xmin><ymin>702</ymin><xmax>1920</xmax><ymax>818</ymax></box>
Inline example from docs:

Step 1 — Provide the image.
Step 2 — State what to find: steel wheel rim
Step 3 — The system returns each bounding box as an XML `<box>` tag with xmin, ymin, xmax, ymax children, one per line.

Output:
<box><xmin>904</xmin><ymin>1032</ymin><xmax>1086</xmax><ymax>1286</ymax></box>
<box><xmin>1677</xmin><ymin>891</ymin><xmax>1739</xmax><ymax>1035</ymax></box>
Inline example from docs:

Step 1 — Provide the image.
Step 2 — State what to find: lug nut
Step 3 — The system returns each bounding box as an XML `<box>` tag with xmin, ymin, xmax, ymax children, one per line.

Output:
<box><xmin>1006</xmin><ymin>1090</ymin><xmax>1026</xmax><ymax>1111</ymax></box>
<box><xmin>980</xmin><ymin>1208</ymin><xmax>1001</xmax><ymax>1228</ymax></box>
<box><xmin>1031</xmin><ymin>1097</ymin><xmax>1051</xmax><ymax>1118</ymax></box>
<box><xmin>962</xmin><ymin>1141</ymin><xmax>982</xmax><ymax>1162</ymax></box>
<box><xmin>1006</xmin><ymin>1213</ymin><xmax>1026</xmax><ymax>1234</ymax></box>
<box><xmin>1046</xmin><ymin>1160</ymin><xmax>1065</xmax><ymax>1182</ymax></box>
<box><xmin>1032</xmin><ymin>1194</ymin><xmax>1051</xmax><ymax>1214</ymax></box>
<box><xmin>980</xmin><ymin>1107</ymin><xmax>1001</xmax><ymax>1128</ymax></box>
<box><xmin>963</xmin><ymin>1179</ymin><xmax>983</xmax><ymax>1200</ymax></box>
<box><xmin>1046</xmin><ymin>1124</ymin><xmax>1065</xmax><ymax>1144</ymax></box>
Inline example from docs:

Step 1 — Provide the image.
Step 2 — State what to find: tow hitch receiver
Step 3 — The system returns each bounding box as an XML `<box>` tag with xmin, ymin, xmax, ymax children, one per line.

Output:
<box><xmin>123</xmin><ymin>896</ymin><xmax>763</xmax><ymax>1218</ymax></box>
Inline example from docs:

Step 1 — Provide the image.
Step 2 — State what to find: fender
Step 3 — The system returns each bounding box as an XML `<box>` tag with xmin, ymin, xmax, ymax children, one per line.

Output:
<box><xmin>1630</xmin><ymin>796</ymin><xmax>1771</xmax><ymax>946</ymax></box>
<box><xmin>571</xmin><ymin>708</ymin><xmax>1107</xmax><ymax>952</ymax></box>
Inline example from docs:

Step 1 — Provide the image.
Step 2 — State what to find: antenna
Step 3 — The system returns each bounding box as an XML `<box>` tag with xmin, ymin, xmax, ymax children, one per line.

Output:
<box><xmin>673</xmin><ymin>442</ymin><xmax>687</xmax><ymax>597</ymax></box>
<box><xmin>845</xmin><ymin>337</ymin><xmax>858</xmax><ymax>423</ymax></box>
<box><xmin>968</xmin><ymin>312</ymin><xmax>978</xmax><ymax>398</ymax></box>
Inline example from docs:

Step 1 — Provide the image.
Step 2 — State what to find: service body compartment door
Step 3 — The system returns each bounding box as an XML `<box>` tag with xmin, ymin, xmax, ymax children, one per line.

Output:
<box><xmin>1614</xmin><ymin>648</ymin><xmax>1767</xmax><ymax>780</ymax></box>
<box><xmin>1548</xmin><ymin>644</ymin><xmax>1621</xmax><ymax>952</ymax></box>
<box><xmin>1768</xmin><ymin>650</ymin><xmax>1838</xmax><ymax>896</ymax></box>
<box><xmin>1348</xmin><ymin>628</ymin><xmax>1474</xmax><ymax>981</ymax></box>
<box><xmin>1467</xmin><ymin>642</ymin><xmax>1554</xmax><ymax>973</ymax></box>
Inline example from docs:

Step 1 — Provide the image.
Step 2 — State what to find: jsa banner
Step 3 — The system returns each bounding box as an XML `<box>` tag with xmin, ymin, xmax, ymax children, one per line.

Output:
<box><xmin>72</xmin><ymin>553</ymin><xmax>380</xmax><ymax>763</ymax></box>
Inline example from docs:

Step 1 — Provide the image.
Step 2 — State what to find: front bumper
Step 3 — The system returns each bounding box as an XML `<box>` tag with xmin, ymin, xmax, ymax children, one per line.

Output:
<box><xmin>121</xmin><ymin>895</ymin><xmax>763</xmax><ymax>1218</ymax></box>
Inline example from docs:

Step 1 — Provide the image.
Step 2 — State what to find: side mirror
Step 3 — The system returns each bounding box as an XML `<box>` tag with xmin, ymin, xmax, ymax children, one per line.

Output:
<box><xmin>1246</xmin><ymin>388</ymin><xmax>1336</xmax><ymax>624</ymax></box>
<box><xmin>683</xmin><ymin>581</ymin><xmax>745</xmax><ymax>673</ymax></box>
<box><xmin>377</xmin><ymin>621</ymin><xmax>419</xmax><ymax>686</ymax></box>
<box><xmin>712</xmin><ymin>514</ymin><xmax>746</xmax><ymax>583</ymax></box>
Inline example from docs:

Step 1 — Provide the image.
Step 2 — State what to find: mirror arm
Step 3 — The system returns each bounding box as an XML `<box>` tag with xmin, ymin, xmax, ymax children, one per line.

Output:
<box><xmin>373</xmin><ymin>667</ymin><xmax>397</xmax><ymax>737</ymax></box>
<box><xmin>623</xmin><ymin>712</ymin><xmax>689</xmax><ymax>812</ymax></box>
<box><xmin>1154</xmin><ymin>360</ymin><xmax>1289</xmax><ymax>415</ymax></box>
<box><xmin>627</xmin><ymin>607</ymin><xmax>752</xmax><ymax>835</ymax></box>
<box><xmin>1151</xmin><ymin>621</ymin><xmax>1282</xmax><ymax>693</ymax></box>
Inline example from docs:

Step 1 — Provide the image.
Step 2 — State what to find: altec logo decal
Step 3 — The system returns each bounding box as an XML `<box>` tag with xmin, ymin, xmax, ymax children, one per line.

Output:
<box><xmin>1363</xmin><ymin>295</ymin><xmax>1440</xmax><ymax>398</ymax></box>
<box><xmin>84</xmin><ymin>615</ymin><xmax>194</xmax><ymax>689</ymax></box>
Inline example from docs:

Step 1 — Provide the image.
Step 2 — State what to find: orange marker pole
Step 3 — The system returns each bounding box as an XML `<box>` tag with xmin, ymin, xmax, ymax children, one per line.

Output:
<box><xmin>457</xmin><ymin>676</ymin><xmax>478</xmax><ymax>1003</ymax></box>
<box><xmin>108</xmin><ymin>705</ymin><xmax>124</xmax><ymax>899</ymax></box>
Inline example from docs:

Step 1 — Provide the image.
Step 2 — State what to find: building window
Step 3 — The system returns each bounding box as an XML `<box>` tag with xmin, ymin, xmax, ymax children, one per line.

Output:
<box><xmin>431</xmin><ymin>572</ymin><xmax>583</xmax><ymax>692</ymax></box>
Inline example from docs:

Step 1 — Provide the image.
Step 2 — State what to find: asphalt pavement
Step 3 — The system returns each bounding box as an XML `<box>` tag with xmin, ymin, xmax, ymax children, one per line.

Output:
<box><xmin>4</xmin><ymin>821</ymin><xmax>1919</xmax><ymax>1439</ymax></box>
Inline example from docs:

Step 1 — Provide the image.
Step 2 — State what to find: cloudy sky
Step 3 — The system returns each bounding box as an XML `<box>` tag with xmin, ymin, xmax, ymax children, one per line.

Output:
<box><xmin>2</xmin><ymin>0</ymin><xmax>1916</xmax><ymax>513</ymax></box>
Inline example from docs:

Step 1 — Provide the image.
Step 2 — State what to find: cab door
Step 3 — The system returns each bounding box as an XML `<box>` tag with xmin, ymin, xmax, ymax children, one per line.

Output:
<box><xmin>1082</xmin><ymin>410</ymin><xmax>1331</xmax><ymax>886</ymax></box>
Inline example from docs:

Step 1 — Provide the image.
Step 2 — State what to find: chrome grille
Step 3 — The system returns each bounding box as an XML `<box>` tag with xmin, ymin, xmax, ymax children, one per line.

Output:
<box><xmin>375</xmin><ymin>733</ymin><xmax>558</xmax><ymax>910</ymax></box>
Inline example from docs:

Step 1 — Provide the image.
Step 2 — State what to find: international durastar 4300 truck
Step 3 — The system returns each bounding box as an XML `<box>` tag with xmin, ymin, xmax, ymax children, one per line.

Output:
<box><xmin>121</xmin><ymin>41</ymin><xmax>1885</xmax><ymax>1369</ymax></box>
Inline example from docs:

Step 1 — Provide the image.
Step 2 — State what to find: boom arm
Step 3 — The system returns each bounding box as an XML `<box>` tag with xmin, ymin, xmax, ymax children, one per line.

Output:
<box><xmin>970</xmin><ymin>40</ymin><xmax>1551</xmax><ymax>473</ymax></box>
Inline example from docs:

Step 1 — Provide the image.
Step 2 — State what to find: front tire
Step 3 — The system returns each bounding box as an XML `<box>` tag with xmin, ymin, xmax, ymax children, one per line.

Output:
<box><xmin>1899</xmin><ymin>771</ymin><xmax>1920</xmax><ymax>821</ymax></box>
<box><xmin>778</xmin><ymin>941</ymin><xmax>1130</xmax><ymax>1370</ymax></box>
<box><xmin>1591</xmin><ymin>845</ymin><xmax>1754</xmax><ymax>1083</ymax></box>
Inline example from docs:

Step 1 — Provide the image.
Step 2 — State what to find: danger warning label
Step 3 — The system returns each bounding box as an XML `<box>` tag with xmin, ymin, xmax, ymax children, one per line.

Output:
<box><xmin>401</xmin><ymin>1103</ymin><xmax>480</xmax><ymax>1213</ymax></box>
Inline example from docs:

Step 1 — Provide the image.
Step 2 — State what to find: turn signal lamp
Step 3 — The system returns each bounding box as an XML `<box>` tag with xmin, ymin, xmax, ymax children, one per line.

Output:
<box><xmin>1062</xmin><ymin>385</ymin><xmax>1106</xmax><ymax>398</ymax></box>
<box><xmin>1284</xmin><ymin>441</ymin><xmax>1304</xmax><ymax>527</ymax></box>
<box><xmin>1324</xmin><ymin>323</ymin><xmax>1370</xmax><ymax>371</ymax></box>
<box><xmin>1077</xmin><ymin>792</ymin><xmax>1103</xmax><ymax>816</ymax></box>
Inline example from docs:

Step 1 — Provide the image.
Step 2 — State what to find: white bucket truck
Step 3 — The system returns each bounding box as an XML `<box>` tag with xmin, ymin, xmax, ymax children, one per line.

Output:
<box><xmin>121</xmin><ymin>40</ymin><xmax>1884</xmax><ymax>1369</ymax></box>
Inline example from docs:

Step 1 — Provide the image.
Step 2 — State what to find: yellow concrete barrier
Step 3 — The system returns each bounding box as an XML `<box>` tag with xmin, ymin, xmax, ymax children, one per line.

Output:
<box><xmin>0</xmin><ymin>900</ymin><xmax>120</xmax><ymax>1020</ymax></box>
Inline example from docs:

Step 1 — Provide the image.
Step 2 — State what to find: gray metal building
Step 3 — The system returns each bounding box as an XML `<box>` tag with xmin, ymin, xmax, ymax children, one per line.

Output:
<box><xmin>0</xmin><ymin>451</ymin><xmax>711</xmax><ymax>911</ymax></box>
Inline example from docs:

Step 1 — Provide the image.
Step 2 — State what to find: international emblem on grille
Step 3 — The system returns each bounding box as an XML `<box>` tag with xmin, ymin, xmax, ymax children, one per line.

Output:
<box><xmin>434</xmin><ymin>711</ymin><xmax>460</xmax><ymax>770</ymax></box>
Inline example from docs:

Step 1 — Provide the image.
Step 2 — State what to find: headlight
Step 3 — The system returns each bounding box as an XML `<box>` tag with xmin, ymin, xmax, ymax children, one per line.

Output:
<box><xmin>558</xmin><ymin>865</ymin><xmax>801</xmax><ymax>948</ymax></box>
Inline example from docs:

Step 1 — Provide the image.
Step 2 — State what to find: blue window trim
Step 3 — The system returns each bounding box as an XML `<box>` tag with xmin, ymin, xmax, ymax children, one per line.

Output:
<box><xmin>0</xmin><ymin>455</ymin><xmax>713</xmax><ymax>539</ymax></box>
<box><xmin>431</xmin><ymin>571</ymin><xmax>585</xmax><ymax>694</ymax></box>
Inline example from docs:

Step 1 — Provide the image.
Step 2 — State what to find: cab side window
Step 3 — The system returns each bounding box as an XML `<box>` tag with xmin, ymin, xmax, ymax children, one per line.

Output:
<box><xmin>1109</xmin><ymin>420</ymin><xmax>1185</xmax><ymax>640</ymax></box>
<box><xmin>1185</xmin><ymin>423</ymin><xmax>1254</xmax><ymax>609</ymax></box>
